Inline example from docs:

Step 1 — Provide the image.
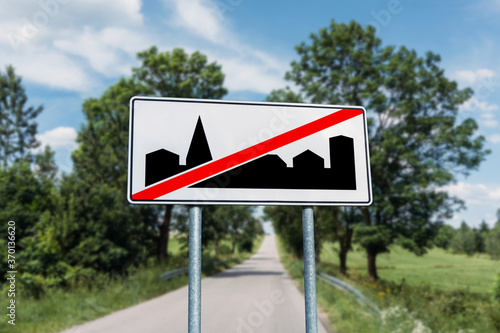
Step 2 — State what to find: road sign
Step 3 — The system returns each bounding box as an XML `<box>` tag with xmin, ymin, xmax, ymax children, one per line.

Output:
<box><xmin>128</xmin><ymin>97</ymin><xmax>372</xmax><ymax>205</ymax></box>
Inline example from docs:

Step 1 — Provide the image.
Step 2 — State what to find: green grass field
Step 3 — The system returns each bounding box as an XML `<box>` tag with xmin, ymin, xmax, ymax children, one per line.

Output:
<box><xmin>321</xmin><ymin>242</ymin><xmax>500</xmax><ymax>294</ymax></box>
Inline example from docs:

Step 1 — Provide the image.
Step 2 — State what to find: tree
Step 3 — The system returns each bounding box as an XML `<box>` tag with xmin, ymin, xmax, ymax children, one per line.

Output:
<box><xmin>33</xmin><ymin>146</ymin><xmax>58</xmax><ymax>181</ymax></box>
<box><xmin>486</xmin><ymin>220</ymin><xmax>500</xmax><ymax>260</ymax></box>
<box><xmin>0</xmin><ymin>160</ymin><xmax>54</xmax><ymax>246</ymax></box>
<box><xmin>0</xmin><ymin>159</ymin><xmax>57</xmax><ymax>295</ymax></box>
<box><xmin>264</xmin><ymin>206</ymin><xmax>330</xmax><ymax>265</ymax></box>
<box><xmin>269</xmin><ymin>20</ymin><xmax>489</xmax><ymax>282</ymax></box>
<box><xmin>494</xmin><ymin>273</ymin><xmax>500</xmax><ymax>303</ymax></box>
<box><xmin>132</xmin><ymin>47</ymin><xmax>228</xmax><ymax>262</ymax></box>
<box><xmin>479</xmin><ymin>220</ymin><xmax>490</xmax><ymax>234</ymax></box>
<box><xmin>212</xmin><ymin>206</ymin><xmax>257</xmax><ymax>255</ymax></box>
<box><xmin>0</xmin><ymin>65</ymin><xmax>42</xmax><ymax>165</ymax></box>
<box><xmin>450</xmin><ymin>221</ymin><xmax>480</xmax><ymax>255</ymax></box>
<box><xmin>315</xmin><ymin>206</ymin><xmax>363</xmax><ymax>275</ymax></box>
<box><xmin>63</xmin><ymin>78</ymin><xmax>160</xmax><ymax>274</ymax></box>
<box><xmin>474</xmin><ymin>228</ymin><xmax>486</xmax><ymax>254</ymax></box>
<box><xmin>238</xmin><ymin>215</ymin><xmax>263</xmax><ymax>253</ymax></box>
<box><xmin>173</xmin><ymin>205</ymin><xmax>261</xmax><ymax>256</ymax></box>
<box><xmin>462</xmin><ymin>230</ymin><xmax>478</xmax><ymax>256</ymax></box>
<box><xmin>264</xmin><ymin>206</ymin><xmax>303</xmax><ymax>257</ymax></box>
<box><xmin>434</xmin><ymin>224</ymin><xmax>456</xmax><ymax>250</ymax></box>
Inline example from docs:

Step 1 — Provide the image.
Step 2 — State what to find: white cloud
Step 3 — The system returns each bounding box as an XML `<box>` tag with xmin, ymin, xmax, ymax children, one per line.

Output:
<box><xmin>35</xmin><ymin>127</ymin><xmax>79</xmax><ymax>173</ymax></box>
<box><xmin>454</xmin><ymin>68</ymin><xmax>495</xmax><ymax>86</ymax></box>
<box><xmin>36</xmin><ymin>126</ymin><xmax>78</xmax><ymax>151</ymax></box>
<box><xmin>162</xmin><ymin>0</ymin><xmax>288</xmax><ymax>94</ymax></box>
<box><xmin>54</xmin><ymin>27</ymin><xmax>152</xmax><ymax>77</ymax></box>
<box><xmin>219</xmin><ymin>57</ymin><xmax>287</xmax><ymax>93</ymax></box>
<box><xmin>480</xmin><ymin>119</ymin><xmax>499</xmax><ymax>128</ymax></box>
<box><xmin>440</xmin><ymin>182</ymin><xmax>500</xmax><ymax>206</ymax></box>
<box><xmin>0</xmin><ymin>46</ymin><xmax>94</xmax><ymax>92</ymax></box>
<box><xmin>0</xmin><ymin>0</ymin><xmax>143</xmax><ymax>29</ymax></box>
<box><xmin>479</xmin><ymin>112</ymin><xmax>499</xmax><ymax>127</ymax></box>
<box><xmin>468</xmin><ymin>0</ymin><xmax>500</xmax><ymax>17</ymax></box>
<box><xmin>489</xmin><ymin>134</ymin><xmax>500</xmax><ymax>143</ymax></box>
<box><xmin>0</xmin><ymin>0</ymin><xmax>146</xmax><ymax>93</ymax></box>
<box><xmin>164</xmin><ymin>0</ymin><xmax>226</xmax><ymax>44</ymax></box>
<box><xmin>461</xmin><ymin>96</ymin><xmax>499</xmax><ymax>112</ymax></box>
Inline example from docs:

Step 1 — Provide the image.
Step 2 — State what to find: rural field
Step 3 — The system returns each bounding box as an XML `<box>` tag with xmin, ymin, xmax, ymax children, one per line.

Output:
<box><xmin>321</xmin><ymin>242</ymin><xmax>500</xmax><ymax>294</ymax></box>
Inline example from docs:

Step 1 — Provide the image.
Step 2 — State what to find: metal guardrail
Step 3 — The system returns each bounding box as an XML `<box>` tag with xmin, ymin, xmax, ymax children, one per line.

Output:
<box><xmin>160</xmin><ymin>258</ymin><xmax>238</xmax><ymax>281</ymax></box>
<box><xmin>289</xmin><ymin>259</ymin><xmax>379</xmax><ymax>315</ymax></box>
<box><xmin>316</xmin><ymin>271</ymin><xmax>380</xmax><ymax>315</ymax></box>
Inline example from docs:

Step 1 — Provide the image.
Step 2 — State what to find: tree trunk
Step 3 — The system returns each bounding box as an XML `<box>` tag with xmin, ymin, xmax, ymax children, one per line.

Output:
<box><xmin>333</xmin><ymin>207</ymin><xmax>354</xmax><ymax>276</ymax></box>
<box><xmin>367</xmin><ymin>248</ymin><xmax>378</xmax><ymax>282</ymax></box>
<box><xmin>215</xmin><ymin>238</ymin><xmax>220</xmax><ymax>258</ymax></box>
<box><xmin>339</xmin><ymin>246</ymin><xmax>348</xmax><ymax>276</ymax></box>
<box><xmin>231</xmin><ymin>239</ymin><xmax>236</xmax><ymax>254</ymax></box>
<box><xmin>159</xmin><ymin>205</ymin><xmax>173</xmax><ymax>262</ymax></box>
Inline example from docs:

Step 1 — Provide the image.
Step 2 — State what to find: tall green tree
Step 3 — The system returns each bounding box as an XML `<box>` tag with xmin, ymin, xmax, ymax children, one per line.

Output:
<box><xmin>434</xmin><ymin>224</ymin><xmax>456</xmax><ymax>250</ymax></box>
<box><xmin>0</xmin><ymin>160</ymin><xmax>55</xmax><ymax>246</ymax></box>
<box><xmin>63</xmin><ymin>78</ymin><xmax>160</xmax><ymax>274</ymax></box>
<box><xmin>132</xmin><ymin>47</ymin><xmax>228</xmax><ymax>261</ymax></box>
<box><xmin>486</xmin><ymin>226</ymin><xmax>500</xmax><ymax>260</ymax></box>
<box><xmin>450</xmin><ymin>221</ymin><xmax>482</xmax><ymax>255</ymax></box>
<box><xmin>264</xmin><ymin>206</ymin><xmax>303</xmax><ymax>257</ymax></box>
<box><xmin>0</xmin><ymin>158</ymin><xmax>57</xmax><ymax>295</ymax></box>
<box><xmin>486</xmin><ymin>210</ymin><xmax>500</xmax><ymax>260</ymax></box>
<box><xmin>480</xmin><ymin>220</ymin><xmax>491</xmax><ymax>234</ymax></box>
<box><xmin>268</xmin><ymin>20</ymin><xmax>488</xmax><ymax>282</ymax></box>
<box><xmin>0</xmin><ymin>65</ymin><xmax>42</xmax><ymax>165</ymax></box>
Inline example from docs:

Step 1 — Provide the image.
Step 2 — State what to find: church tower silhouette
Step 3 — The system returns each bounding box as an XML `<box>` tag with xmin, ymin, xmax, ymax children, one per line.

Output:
<box><xmin>186</xmin><ymin>116</ymin><xmax>212</xmax><ymax>168</ymax></box>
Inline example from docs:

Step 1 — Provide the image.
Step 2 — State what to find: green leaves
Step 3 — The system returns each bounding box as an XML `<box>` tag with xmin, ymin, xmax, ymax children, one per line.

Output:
<box><xmin>133</xmin><ymin>46</ymin><xmax>227</xmax><ymax>99</ymax></box>
<box><xmin>0</xmin><ymin>65</ymin><xmax>42</xmax><ymax>166</ymax></box>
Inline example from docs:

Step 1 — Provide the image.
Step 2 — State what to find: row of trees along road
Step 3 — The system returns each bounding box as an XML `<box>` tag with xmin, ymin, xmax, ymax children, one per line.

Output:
<box><xmin>265</xmin><ymin>20</ymin><xmax>489</xmax><ymax>282</ymax></box>
<box><xmin>0</xmin><ymin>19</ymin><xmax>491</xmax><ymax>291</ymax></box>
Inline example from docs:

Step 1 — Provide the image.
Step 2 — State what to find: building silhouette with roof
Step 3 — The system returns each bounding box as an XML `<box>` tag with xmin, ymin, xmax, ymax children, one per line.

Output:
<box><xmin>145</xmin><ymin>117</ymin><xmax>356</xmax><ymax>190</ymax></box>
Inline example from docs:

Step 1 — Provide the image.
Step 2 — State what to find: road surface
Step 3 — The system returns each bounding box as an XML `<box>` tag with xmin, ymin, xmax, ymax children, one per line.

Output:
<box><xmin>62</xmin><ymin>235</ymin><xmax>331</xmax><ymax>333</ymax></box>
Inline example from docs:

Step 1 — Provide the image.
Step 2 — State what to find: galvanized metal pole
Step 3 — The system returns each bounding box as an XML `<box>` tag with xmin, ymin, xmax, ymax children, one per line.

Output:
<box><xmin>188</xmin><ymin>205</ymin><xmax>202</xmax><ymax>333</ymax></box>
<box><xmin>302</xmin><ymin>206</ymin><xmax>318</xmax><ymax>333</ymax></box>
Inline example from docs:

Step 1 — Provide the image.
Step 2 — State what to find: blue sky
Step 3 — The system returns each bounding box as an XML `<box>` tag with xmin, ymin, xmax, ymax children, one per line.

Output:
<box><xmin>0</xmin><ymin>0</ymin><xmax>499</xmax><ymax>228</ymax></box>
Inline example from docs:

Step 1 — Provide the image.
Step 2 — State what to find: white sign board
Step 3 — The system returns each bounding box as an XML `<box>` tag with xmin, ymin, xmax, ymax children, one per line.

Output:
<box><xmin>128</xmin><ymin>97</ymin><xmax>372</xmax><ymax>206</ymax></box>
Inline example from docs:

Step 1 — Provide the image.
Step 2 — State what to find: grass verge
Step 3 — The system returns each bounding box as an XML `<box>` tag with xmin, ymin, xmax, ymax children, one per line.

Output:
<box><xmin>3</xmin><ymin>235</ymin><xmax>264</xmax><ymax>333</ymax></box>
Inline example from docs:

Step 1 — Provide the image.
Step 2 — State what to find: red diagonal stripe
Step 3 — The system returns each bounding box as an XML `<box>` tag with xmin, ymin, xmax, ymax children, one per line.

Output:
<box><xmin>132</xmin><ymin>108</ymin><xmax>362</xmax><ymax>200</ymax></box>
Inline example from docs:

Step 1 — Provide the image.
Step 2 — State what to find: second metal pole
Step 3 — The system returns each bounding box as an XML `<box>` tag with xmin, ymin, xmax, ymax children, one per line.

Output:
<box><xmin>188</xmin><ymin>205</ymin><xmax>202</xmax><ymax>333</ymax></box>
<box><xmin>302</xmin><ymin>206</ymin><xmax>318</xmax><ymax>333</ymax></box>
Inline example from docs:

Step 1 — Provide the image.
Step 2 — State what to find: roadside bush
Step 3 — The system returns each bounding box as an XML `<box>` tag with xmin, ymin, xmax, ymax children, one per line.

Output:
<box><xmin>493</xmin><ymin>273</ymin><xmax>500</xmax><ymax>303</ymax></box>
<box><xmin>219</xmin><ymin>243</ymin><xmax>232</xmax><ymax>255</ymax></box>
<box><xmin>238</xmin><ymin>236</ymin><xmax>254</xmax><ymax>253</ymax></box>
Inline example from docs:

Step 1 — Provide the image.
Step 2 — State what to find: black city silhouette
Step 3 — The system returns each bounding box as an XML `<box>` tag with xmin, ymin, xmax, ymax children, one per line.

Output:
<box><xmin>145</xmin><ymin>117</ymin><xmax>356</xmax><ymax>190</ymax></box>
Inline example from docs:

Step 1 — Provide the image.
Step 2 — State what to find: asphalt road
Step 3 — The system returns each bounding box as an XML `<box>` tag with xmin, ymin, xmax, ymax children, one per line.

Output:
<box><xmin>61</xmin><ymin>235</ymin><xmax>331</xmax><ymax>333</ymax></box>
